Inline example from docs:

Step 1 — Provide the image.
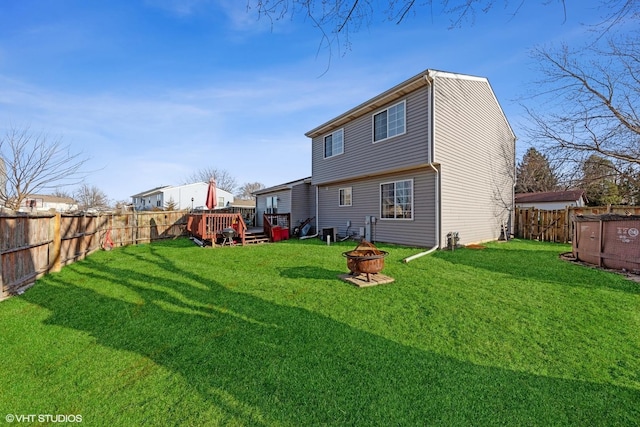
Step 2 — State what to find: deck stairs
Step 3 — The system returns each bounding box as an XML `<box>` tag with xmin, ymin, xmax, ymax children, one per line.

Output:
<box><xmin>244</xmin><ymin>230</ymin><xmax>270</xmax><ymax>245</ymax></box>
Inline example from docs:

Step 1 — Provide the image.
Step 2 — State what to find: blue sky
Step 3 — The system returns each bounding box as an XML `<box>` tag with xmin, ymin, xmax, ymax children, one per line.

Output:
<box><xmin>0</xmin><ymin>0</ymin><xmax>606</xmax><ymax>202</ymax></box>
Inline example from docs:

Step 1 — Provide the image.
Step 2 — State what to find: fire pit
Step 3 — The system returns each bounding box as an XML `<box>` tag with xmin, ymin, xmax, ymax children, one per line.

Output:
<box><xmin>342</xmin><ymin>240</ymin><xmax>388</xmax><ymax>282</ymax></box>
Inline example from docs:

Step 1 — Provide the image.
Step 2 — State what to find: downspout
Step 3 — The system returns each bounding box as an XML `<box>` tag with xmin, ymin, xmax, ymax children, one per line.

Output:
<box><xmin>403</xmin><ymin>71</ymin><xmax>440</xmax><ymax>263</ymax></box>
<box><xmin>300</xmin><ymin>185</ymin><xmax>319</xmax><ymax>240</ymax></box>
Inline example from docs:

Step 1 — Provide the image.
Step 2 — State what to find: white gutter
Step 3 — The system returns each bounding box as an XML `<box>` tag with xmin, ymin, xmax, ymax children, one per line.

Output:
<box><xmin>403</xmin><ymin>72</ymin><xmax>440</xmax><ymax>263</ymax></box>
<box><xmin>403</xmin><ymin>162</ymin><xmax>439</xmax><ymax>263</ymax></box>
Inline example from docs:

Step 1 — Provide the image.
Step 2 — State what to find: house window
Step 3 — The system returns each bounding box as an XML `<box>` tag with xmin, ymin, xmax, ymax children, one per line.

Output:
<box><xmin>373</xmin><ymin>101</ymin><xmax>405</xmax><ymax>142</ymax></box>
<box><xmin>266</xmin><ymin>196</ymin><xmax>278</xmax><ymax>214</ymax></box>
<box><xmin>380</xmin><ymin>179</ymin><xmax>413</xmax><ymax>219</ymax></box>
<box><xmin>339</xmin><ymin>187</ymin><xmax>352</xmax><ymax>207</ymax></box>
<box><xmin>324</xmin><ymin>128</ymin><xmax>344</xmax><ymax>158</ymax></box>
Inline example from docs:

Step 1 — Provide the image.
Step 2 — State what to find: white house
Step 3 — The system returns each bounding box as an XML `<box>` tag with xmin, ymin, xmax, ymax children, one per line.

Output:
<box><xmin>19</xmin><ymin>194</ymin><xmax>79</xmax><ymax>213</ymax></box>
<box><xmin>131</xmin><ymin>182</ymin><xmax>235</xmax><ymax>211</ymax></box>
<box><xmin>515</xmin><ymin>190</ymin><xmax>588</xmax><ymax>210</ymax></box>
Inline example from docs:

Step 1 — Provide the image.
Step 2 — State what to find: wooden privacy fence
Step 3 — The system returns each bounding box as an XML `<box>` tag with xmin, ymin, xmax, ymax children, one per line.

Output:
<box><xmin>0</xmin><ymin>210</ymin><xmax>189</xmax><ymax>300</ymax></box>
<box><xmin>514</xmin><ymin>205</ymin><xmax>640</xmax><ymax>243</ymax></box>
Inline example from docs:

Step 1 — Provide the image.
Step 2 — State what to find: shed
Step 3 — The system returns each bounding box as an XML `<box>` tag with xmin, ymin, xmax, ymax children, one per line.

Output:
<box><xmin>516</xmin><ymin>190</ymin><xmax>588</xmax><ymax>210</ymax></box>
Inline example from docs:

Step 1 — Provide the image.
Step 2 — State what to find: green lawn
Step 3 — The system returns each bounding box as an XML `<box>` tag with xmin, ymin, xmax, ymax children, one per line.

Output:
<box><xmin>1</xmin><ymin>238</ymin><xmax>638</xmax><ymax>426</ymax></box>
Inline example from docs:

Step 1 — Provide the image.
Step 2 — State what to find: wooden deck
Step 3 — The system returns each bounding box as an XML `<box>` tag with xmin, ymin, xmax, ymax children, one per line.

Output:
<box><xmin>187</xmin><ymin>212</ymin><xmax>247</xmax><ymax>245</ymax></box>
<box><xmin>187</xmin><ymin>213</ymin><xmax>295</xmax><ymax>246</ymax></box>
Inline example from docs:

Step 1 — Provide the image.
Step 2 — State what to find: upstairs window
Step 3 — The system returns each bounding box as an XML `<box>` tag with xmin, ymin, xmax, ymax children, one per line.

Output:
<box><xmin>373</xmin><ymin>101</ymin><xmax>405</xmax><ymax>142</ymax></box>
<box><xmin>380</xmin><ymin>179</ymin><xmax>413</xmax><ymax>219</ymax></box>
<box><xmin>339</xmin><ymin>187</ymin><xmax>352</xmax><ymax>207</ymax></box>
<box><xmin>324</xmin><ymin>128</ymin><xmax>344</xmax><ymax>158</ymax></box>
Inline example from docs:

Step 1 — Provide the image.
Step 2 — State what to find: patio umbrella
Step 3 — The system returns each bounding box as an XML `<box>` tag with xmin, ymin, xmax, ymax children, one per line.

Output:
<box><xmin>205</xmin><ymin>178</ymin><xmax>217</xmax><ymax>210</ymax></box>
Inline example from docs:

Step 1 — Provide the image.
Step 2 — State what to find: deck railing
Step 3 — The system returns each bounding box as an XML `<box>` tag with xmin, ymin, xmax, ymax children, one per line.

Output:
<box><xmin>187</xmin><ymin>212</ymin><xmax>247</xmax><ymax>245</ymax></box>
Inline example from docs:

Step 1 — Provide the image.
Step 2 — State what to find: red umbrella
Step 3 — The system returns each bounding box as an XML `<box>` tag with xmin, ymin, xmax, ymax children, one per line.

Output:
<box><xmin>205</xmin><ymin>178</ymin><xmax>217</xmax><ymax>210</ymax></box>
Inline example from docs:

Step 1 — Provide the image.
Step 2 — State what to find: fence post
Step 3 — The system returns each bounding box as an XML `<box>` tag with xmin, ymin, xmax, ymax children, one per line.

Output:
<box><xmin>49</xmin><ymin>213</ymin><xmax>62</xmax><ymax>273</ymax></box>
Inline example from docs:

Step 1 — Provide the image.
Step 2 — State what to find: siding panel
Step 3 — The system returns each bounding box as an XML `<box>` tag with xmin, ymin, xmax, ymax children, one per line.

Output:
<box><xmin>434</xmin><ymin>76</ymin><xmax>515</xmax><ymax>245</ymax></box>
<box><xmin>317</xmin><ymin>169</ymin><xmax>436</xmax><ymax>247</ymax></box>
<box><xmin>255</xmin><ymin>190</ymin><xmax>291</xmax><ymax>227</ymax></box>
<box><xmin>291</xmin><ymin>184</ymin><xmax>315</xmax><ymax>230</ymax></box>
<box><xmin>312</xmin><ymin>88</ymin><xmax>431</xmax><ymax>185</ymax></box>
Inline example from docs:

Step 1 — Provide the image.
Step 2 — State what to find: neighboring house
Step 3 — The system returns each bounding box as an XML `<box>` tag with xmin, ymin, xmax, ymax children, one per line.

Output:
<box><xmin>515</xmin><ymin>190</ymin><xmax>588</xmax><ymax>210</ymax></box>
<box><xmin>229</xmin><ymin>199</ymin><xmax>256</xmax><ymax>210</ymax></box>
<box><xmin>19</xmin><ymin>194</ymin><xmax>78</xmax><ymax>213</ymax></box>
<box><xmin>219</xmin><ymin>198</ymin><xmax>257</xmax><ymax>226</ymax></box>
<box><xmin>303</xmin><ymin>68</ymin><xmax>516</xmax><ymax>247</ymax></box>
<box><xmin>254</xmin><ymin>177</ymin><xmax>315</xmax><ymax>229</ymax></box>
<box><xmin>131</xmin><ymin>182</ymin><xmax>234</xmax><ymax>211</ymax></box>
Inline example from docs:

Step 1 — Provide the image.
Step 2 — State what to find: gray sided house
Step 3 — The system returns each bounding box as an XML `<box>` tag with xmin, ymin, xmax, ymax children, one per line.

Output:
<box><xmin>254</xmin><ymin>177</ymin><xmax>316</xmax><ymax>231</ymax></box>
<box><xmin>305</xmin><ymin>69</ymin><xmax>516</xmax><ymax>248</ymax></box>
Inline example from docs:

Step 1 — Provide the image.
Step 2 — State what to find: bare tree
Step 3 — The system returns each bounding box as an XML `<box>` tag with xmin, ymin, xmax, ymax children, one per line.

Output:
<box><xmin>247</xmin><ymin>0</ymin><xmax>636</xmax><ymax>33</ymax></box>
<box><xmin>50</xmin><ymin>187</ymin><xmax>75</xmax><ymax>200</ymax></box>
<box><xmin>236</xmin><ymin>182</ymin><xmax>265</xmax><ymax>200</ymax></box>
<box><xmin>246</xmin><ymin>0</ymin><xmax>636</xmax><ymax>77</ymax></box>
<box><xmin>524</xmin><ymin>34</ymin><xmax>640</xmax><ymax>192</ymax></box>
<box><xmin>74</xmin><ymin>184</ymin><xmax>110</xmax><ymax>212</ymax></box>
<box><xmin>490</xmin><ymin>132</ymin><xmax>516</xmax><ymax>239</ymax></box>
<box><xmin>246</xmin><ymin>0</ymin><xmax>600</xmax><ymax>57</ymax></box>
<box><xmin>526</xmin><ymin>37</ymin><xmax>639</xmax><ymax>161</ymax></box>
<box><xmin>0</xmin><ymin>126</ymin><xmax>88</xmax><ymax>210</ymax></box>
<box><xmin>246</xmin><ymin>0</ymin><xmax>547</xmax><ymax>36</ymax></box>
<box><xmin>183</xmin><ymin>167</ymin><xmax>238</xmax><ymax>193</ymax></box>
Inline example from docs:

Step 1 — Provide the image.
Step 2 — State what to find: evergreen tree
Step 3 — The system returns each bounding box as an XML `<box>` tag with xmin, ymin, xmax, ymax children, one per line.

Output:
<box><xmin>516</xmin><ymin>148</ymin><xmax>558</xmax><ymax>193</ymax></box>
<box><xmin>580</xmin><ymin>155</ymin><xmax>622</xmax><ymax>206</ymax></box>
<box><xmin>617</xmin><ymin>166</ymin><xmax>640</xmax><ymax>205</ymax></box>
<box><xmin>164</xmin><ymin>196</ymin><xmax>178</xmax><ymax>211</ymax></box>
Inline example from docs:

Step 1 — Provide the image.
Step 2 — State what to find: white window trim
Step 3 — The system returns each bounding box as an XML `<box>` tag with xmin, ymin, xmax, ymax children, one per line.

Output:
<box><xmin>323</xmin><ymin>128</ymin><xmax>345</xmax><ymax>159</ymax></box>
<box><xmin>379</xmin><ymin>178</ymin><xmax>414</xmax><ymax>220</ymax></box>
<box><xmin>372</xmin><ymin>100</ymin><xmax>406</xmax><ymax>143</ymax></box>
<box><xmin>339</xmin><ymin>187</ymin><xmax>352</xmax><ymax>207</ymax></box>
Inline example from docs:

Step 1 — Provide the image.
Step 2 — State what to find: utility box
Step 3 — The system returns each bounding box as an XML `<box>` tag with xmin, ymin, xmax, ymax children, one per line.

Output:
<box><xmin>322</xmin><ymin>227</ymin><xmax>337</xmax><ymax>243</ymax></box>
<box><xmin>365</xmin><ymin>216</ymin><xmax>376</xmax><ymax>242</ymax></box>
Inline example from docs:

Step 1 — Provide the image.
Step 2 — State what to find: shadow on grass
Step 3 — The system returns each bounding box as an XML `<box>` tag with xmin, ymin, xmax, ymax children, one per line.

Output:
<box><xmin>431</xmin><ymin>243</ymin><xmax>640</xmax><ymax>295</ymax></box>
<box><xmin>21</xmin><ymin>241</ymin><xmax>640</xmax><ymax>425</ymax></box>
